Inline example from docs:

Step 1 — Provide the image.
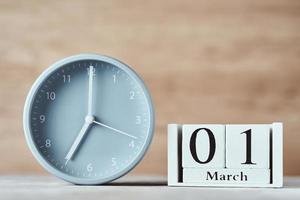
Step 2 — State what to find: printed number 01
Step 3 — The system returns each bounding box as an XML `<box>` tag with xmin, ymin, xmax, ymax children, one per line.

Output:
<box><xmin>189</xmin><ymin>128</ymin><xmax>254</xmax><ymax>165</ymax></box>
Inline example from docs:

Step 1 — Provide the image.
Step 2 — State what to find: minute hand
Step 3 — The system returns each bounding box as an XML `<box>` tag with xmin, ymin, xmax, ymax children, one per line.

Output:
<box><xmin>93</xmin><ymin>120</ymin><xmax>137</xmax><ymax>139</ymax></box>
<box><xmin>87</xmin><ymin>65</ymin><xmax>94</xmax><ymax>115</ymax></box>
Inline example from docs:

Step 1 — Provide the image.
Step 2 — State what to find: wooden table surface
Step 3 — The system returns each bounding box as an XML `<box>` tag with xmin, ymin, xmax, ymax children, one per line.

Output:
<box><xmin>1</xmin><ymin>175</ymin><xmax>300</xmax><ymax>200</ymax></box>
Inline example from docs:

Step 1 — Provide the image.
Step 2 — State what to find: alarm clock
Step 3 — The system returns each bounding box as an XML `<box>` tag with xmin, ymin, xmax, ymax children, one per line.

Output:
<box><xmin>23</xmin><ymin>54</ymin><xmax>155</xmax><ymax>185</ymax></box>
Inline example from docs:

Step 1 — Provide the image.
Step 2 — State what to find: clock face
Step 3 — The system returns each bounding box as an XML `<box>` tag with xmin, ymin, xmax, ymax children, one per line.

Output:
<box><xmin>23</xmin><ymin>54</ymin><xmax>154</xmax><ymax>184</ymax></box>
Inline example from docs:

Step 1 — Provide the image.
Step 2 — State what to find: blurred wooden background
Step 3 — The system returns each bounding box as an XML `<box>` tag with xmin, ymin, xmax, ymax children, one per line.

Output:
<box><xmin>0</xmin><ymin>0</ymin><xmax>299</xmax><ymax>175</ymax></box>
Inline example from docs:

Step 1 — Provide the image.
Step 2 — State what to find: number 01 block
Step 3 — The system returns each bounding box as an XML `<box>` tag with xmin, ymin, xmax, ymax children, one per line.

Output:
<box><xmin>182</xmin><ymin>125</ymin><xmax>225</xmax><ymax>168</ymax></box>
<box><xmin>168</xmin><ymin>123</ymin><xmax>283</xmax><ymax>187</ymax></box>
<box><xmin>226</xmin><ymin>125</ymin><xmax>270</xmax><ymax>169</ymax></box>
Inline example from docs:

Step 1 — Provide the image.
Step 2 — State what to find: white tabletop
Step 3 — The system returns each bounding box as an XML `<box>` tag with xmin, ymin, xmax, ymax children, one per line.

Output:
<box><xmin>1</xmin><ymin>175</ymin><xmax>300</xmax><ymax>200</ymax></box>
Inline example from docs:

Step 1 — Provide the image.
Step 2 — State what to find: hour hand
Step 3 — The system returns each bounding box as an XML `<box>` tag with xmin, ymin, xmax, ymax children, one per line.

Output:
<box><xmin>64</xmin><ymin>116</ymin><xmax>94</xmax><ymax>165</ymax></box>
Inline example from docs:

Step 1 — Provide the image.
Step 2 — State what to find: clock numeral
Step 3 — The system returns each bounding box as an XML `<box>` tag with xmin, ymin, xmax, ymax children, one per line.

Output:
<box><xmin>45</xmin><ymin>139</ymin><xmax>51</xmax><ymax>148</ymax></box>
<box><xmin>129</xmin><ymin>140</ymin><xmax>135</xmax><ymax>148</ymax></box>
<box><xmin>135</xmin><ymin>115</ymin><xmax>141</xmax><ymax>124</ymax></box>
<box><xmin>87</xmin><ymin>163</ymin><xmax>93</xmax><ymax>172</ymax></box>
<box><xmin>129</xmin><ymin>91</ymin><xmax>135</xmax><ymax>100</ymax></box>
<box><xmin>39</xmin><ymin>115</ymin><xmax>46</xmax><ymax>123</ymax></box>
<box><xmin>113</xmin><ymin>74</ymin><xmax>117</xmax><ymax>84</ymax></box>
<box><xmin>46</xmin><ymin>92</ymin><xmax>56</xmax><ymax>100</ymax></box>
<box><xmin>87</xmin><ymin>67</ymin><xmax>96</xmax><ymax>76</ymax></box>
<box><xmin>112</xmin><ymin>157</ymin><xmax>117</xmax><ymax>167</ymax></box>
<box><xmin>63</xmin><ymin>74</ymin><xmax>71</xmax><ymax>83</ymax></box>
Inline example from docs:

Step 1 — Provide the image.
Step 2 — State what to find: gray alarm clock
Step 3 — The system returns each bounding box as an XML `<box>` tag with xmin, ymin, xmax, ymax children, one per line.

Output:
<box><xmin>23</xmin><ymin>54</ymin><xmax>155</xmax><ymax>184</ymax></box>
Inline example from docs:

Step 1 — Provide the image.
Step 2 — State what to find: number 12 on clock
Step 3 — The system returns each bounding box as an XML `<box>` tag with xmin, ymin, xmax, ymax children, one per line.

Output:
<box><xmin>168</xmin><ymin>123</ymin><xmax>283</xmax><ymax>187</ymax></box>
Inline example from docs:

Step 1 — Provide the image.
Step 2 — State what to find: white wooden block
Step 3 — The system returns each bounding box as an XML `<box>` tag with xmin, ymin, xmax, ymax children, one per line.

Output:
<box><xmin>168</xmin><ymin>124</ymin><xmax>181</xmax><ymax>185</ymax></box>
<box><xmin>182</xmin><ymin>124</ymin><xmax>225</xmax><ymax>168</ymax></box>
<box><xmin>226</xmin><ymin>124</ymin><xmax>270</xmax><ymax>169</ymax></box>
<box><xmin>183</xmin><ymin>168</ymin><xmax>270</xmax><ymax>184</ymax></box>
<box><xmin>167</xmin><ymin>123</ymin><xmax>283</xmax><ymax>187</ymax></box>
<box><xmin>271</xmin><ymin>122</ymin><xmax>283</xmax><ymax>187</ymax></box>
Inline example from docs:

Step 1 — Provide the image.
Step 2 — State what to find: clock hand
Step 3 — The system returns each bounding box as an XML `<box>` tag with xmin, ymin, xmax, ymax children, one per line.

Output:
<box><xmin>64</xmin><ymin>115</ymin><xmax>94</xmax><ymax>165</ymax></box>
<box><xmin>93</xmin><ymin>120</ymin><xmax>137</xmax><ymax>139</ymax></box>
<box><xmin>87</xmin><ymin>65</ymin><xmax>94</xmax><ymax>116</ymax></box>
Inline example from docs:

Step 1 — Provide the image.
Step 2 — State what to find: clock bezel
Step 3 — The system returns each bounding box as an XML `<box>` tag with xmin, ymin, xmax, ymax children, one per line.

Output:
<box><xmin>23</xmin><ymin>53</ymin><xmax>155</xmax><ymax>185</ymax></box>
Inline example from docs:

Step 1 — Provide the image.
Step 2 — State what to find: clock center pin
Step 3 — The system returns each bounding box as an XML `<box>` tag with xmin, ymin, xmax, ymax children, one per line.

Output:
<box><xmin>85</xmin><ymin>115</ymin><xmax>95</xmax><ymax>124</ymax></box>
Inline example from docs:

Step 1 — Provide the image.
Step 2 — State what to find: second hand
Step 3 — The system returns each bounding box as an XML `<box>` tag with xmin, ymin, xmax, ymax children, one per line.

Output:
<box><xmin>93</xmin><ymin>120</ymin><xmax>137</xmax><ymax>139</ymax></box>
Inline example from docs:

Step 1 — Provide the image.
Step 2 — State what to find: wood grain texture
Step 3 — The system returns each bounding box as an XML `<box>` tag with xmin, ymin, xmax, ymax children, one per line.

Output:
<box><xmin>0</xmin><ymin>0</ymin><xmax>299</xmax><ymax>175</ymax></box>
<box><xmin>0</xmin><ymin>175</ymin><xmax>300</xmax><ymax>200</ymax></box>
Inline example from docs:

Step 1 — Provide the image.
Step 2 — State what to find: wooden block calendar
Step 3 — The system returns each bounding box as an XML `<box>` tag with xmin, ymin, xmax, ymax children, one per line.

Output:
<box><xmin>168</xmin><ymin>123</ymin><xmax>283</xmax><ymax>187</ymax></box>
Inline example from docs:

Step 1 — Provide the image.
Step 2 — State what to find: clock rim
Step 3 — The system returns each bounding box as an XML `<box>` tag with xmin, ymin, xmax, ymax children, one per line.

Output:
<box><xmin>23</xmin><ymin>53</ymin><xmax>155</xmax><ymax>185</ymax></box>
